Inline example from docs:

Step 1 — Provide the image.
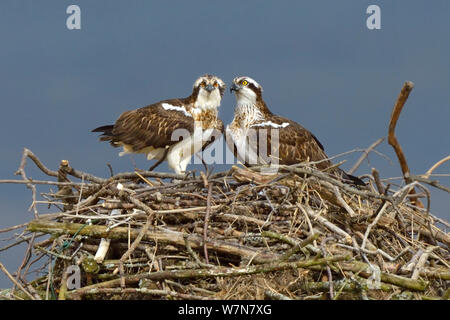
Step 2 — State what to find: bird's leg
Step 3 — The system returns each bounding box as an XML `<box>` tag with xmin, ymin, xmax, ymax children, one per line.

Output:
<box><xmin>148</xmin><ymin>146</ymin><xmax>170</xmax><ymax>171</ymax></box>
<box><xmin>201</xmin><ymin>157</ymin><xmax>209</xmax><ymax>175</ymax></box>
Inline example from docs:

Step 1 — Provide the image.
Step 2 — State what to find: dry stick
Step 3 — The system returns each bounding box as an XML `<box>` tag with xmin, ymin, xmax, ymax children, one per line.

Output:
<box><xmin>16</xmin><ymin>148</ymin><xmax>58</xmax><ymax>177</ymax></box>
<box><xmin>387</xmin><ymin>81</ymin><xmax>424</xmax><ymax>208</ymax></box>
<box><xmin>330</xmin><ymin>184</ymin><xmax>356</xmax><ymax>217</ymax></box>
<box><xmin>0</xmin><ymin>262</ymin><xmax>36</xmax><ymax>300</ymax></box>
<box><xmin>412</xmin><ymin>183</ymin><xmax>437</xmax><ymax>245</ymax></box>
<box><xmin>411</xmin><ymin>246</ymin><xmax>439</xmax><ymax>280</ymax></box>
<box><xmin>0</xmin><ymin>233</ymin><xmax>45</xmax><ymax>253</ymax></box>
<box><xmin>407</xmin><ymin>174</ymin><xmax>450</xmax><ymax>193</ymax></box>
<box><xmin>264</xmin><ymin>290</ymin><xmax>292</xmax><ymax>300</ymax></box>
<box><xmin>348</xmin><ymin>138</ymin><xmax>385</xmax><ymax>175</ymax></box>
<box><xmin>401</xmin><ymin>249</ymin><xmax>424</xmax><ymax>274</ymax></box>
<box><xmin>183</xmin><ymin>234</ymin><xmax>211</xmax><ymax>268</ymax></box>
<box><xmin>302</xmin><ymin>205</ymin><xmax>352</xmax><ymax>244</ymax></box>
<box><xmin>67</xmin><ymin>255</ymin><xmax>349</xmax><ymax>297</ymax></box>
<box><xmin>320</xmin><ymin>237</ymin><xmax>335</xmax><ymax>299</ymax></box>
<box><xmin>134</xmin><ymin>171</ymin><xmax>154</xmax><ymax>186</ymax></box>
<box><xmin>0</xmin><ymin>223</ymin><xmax>29</xmax><ymax>234</ymax></box>
<box><xmin>27</xmin><ymin>220</ymin><xmax>279</xmax><ymax>263</ymax></box>
<box><xmin>296</xmin><ymin>276</ymin><xmax>396</xmax><ymax>293</ymax></box>
<box><xmin>261</xmin><ymin>232</ymin><xmax>319</xmax><ymax>261</ymax></box>
<box><xmin>95</xmin><ymin>209</ymin><xmax>121</xmax><ymax>263</ymax></box>
<box><xmin>424</xmin><ymin>155</ymin><xmax>450</xmax><ymax>178</ymax></box>
<box><xmin>278</xmin><ymin>165</ymin><xmax>392</xmax><ymax>201</ymax></box>
<box><xmin>22</xmin><ymin>252</ymin><xmax>46</xmax><ymax>283</ymax></box>
<box><xmin>371</xmin><ymin>168</ymin><xmax>385</xmax><ymax>194</ymax></box>
<box><xmin>58</xmin><ymin>265</ymin><xmax>69</xmax><ymax>300</ymax></box>
<box><xmin>14</xmin><ymin>232</ymin><xmax>36</xmax><ymax>292</ymax></box>
<box><xmin>15</xmin><ymin>150</ymin><xmax>40</xmax><ymax>219</ymax></box>
<box><xmin>361</xmin><ymin>182</ymin><xmax>416</xmax><ymax>250</ymax></box>
<box><xmin>0</xmin><ymin>179</ymin><xmax>91</xmax><ymax>186</ymax></box>
<box><xmin>118</xmin><ymin>203</ymin><xmax>154</xmax><ymax>288</ymax></box>
<box><xmin>68</xmin><ymin>288</ymin><xmax>210</xmax><ymax>300</ymax></box>
<box><xmin>18</xmin><ymin>147</ymin><xmax>185</xmax><ymax>185</ymax></box>
<box><xmin>203</xmin><ymin>182</ymin><xmax>213</xmax><ymax>264</ymax></box>
<box><xmin>337</xmin><ymin>261</ymin><xmax>428</xmax><ymax>291</ymax></box>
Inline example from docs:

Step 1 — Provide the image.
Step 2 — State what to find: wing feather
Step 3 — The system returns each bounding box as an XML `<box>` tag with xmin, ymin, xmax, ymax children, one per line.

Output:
<box><xmin>259</xmin><ymin>115</ymin><xmax>332</xmax><ymax>170</ymax></box>
<box><xmin>111</xmin><ymin>100</ymin><xmax>195</xmax><ymax>152</ymax></box>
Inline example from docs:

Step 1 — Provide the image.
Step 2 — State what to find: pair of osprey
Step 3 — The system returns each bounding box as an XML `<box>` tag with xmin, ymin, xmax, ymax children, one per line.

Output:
<box><xmin>93</xmin><ymin>74</ymin><xmax>363</xmax><ymax>185</ymax></box>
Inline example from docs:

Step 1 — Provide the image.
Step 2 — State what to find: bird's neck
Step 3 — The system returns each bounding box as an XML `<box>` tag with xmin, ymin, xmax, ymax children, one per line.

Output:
<box><xmin>193</xmin><ymin>90</ymin><xmax>221</xmax><ymax>112</ymax></box>
<box><xmin>182</xmin><ymin>91</ymin><xmax>220</xmax><ymax>127</ymax></box>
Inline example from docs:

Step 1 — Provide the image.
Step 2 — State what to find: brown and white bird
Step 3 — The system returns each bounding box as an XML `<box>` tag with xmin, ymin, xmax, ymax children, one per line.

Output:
<box><xmin>226</xmin><ymin>76</ymin><xmax>364</xmax><ymax>185</ymax></box>
<box><xmin>92</xmin><ymin>74</ymin><xmax>225</xmax><ymax>174</ymax></box>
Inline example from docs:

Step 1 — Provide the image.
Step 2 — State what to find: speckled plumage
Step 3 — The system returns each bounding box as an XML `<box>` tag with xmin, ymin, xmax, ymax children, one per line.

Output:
<box><xmin>92</xmin><ymin>75</ymin><xmax>225</xmax><ymax>174</ymax></box>
<box><xmin>226</xmin><ymin>76</ymin><xmax>364</xmax><ymax>185</ymax></box>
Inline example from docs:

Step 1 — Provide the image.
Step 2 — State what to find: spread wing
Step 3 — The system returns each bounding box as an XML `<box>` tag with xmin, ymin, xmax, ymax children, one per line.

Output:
<box><xmin>108</xmin><ymin>99</ymin><xmax>195</xmax><ymax>152</ymax></box>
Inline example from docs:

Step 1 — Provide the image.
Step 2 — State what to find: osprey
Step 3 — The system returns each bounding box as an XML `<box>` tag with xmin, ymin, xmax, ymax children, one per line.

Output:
<box><xmin>92</xmin><ymin>74</ymin><xmax>225</xmax><ymax>174</ymax></box>
<box><xmin>226</xmin><ymin>76</ymin><xmax>364</xmax><ymax>185</ymax></box>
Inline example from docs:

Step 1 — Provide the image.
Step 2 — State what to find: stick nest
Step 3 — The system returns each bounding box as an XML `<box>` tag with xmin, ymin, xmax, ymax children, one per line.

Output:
<box><xmin>1</xmin><ymin>148</ymin><xmax>449</xmax><ymax>300</ymax></box>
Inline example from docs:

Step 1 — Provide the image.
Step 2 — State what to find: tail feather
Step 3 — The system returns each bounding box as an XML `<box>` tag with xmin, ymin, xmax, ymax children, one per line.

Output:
<box><xmin>92</xmin><ymin>125</ymin><xmax>114</xmax><ymax>142</ymax></box>
<box><xmin>92</xmin><ymin>125</ymin><xmax>114</xmax><ymax>133</ymax></box>
<box><xmin>339</xmin><ymin>169</ymin><xmax>366</xmax><ymax>187</ymax></box>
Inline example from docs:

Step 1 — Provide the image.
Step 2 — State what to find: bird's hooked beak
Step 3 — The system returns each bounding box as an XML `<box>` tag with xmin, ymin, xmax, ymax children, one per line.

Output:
<box><xmin>204</xmin><ymin>84</ymin><xmax>215</xmax><ymax>92</ymax></box>
<box><xmin>230</xmin><ymin>83</ymin><xmax>240</xmax><ymax>93</ymax></box>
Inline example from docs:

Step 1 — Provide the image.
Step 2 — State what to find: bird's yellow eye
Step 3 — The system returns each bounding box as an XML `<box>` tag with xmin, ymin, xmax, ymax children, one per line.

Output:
<box><xmin>241</xmin><ymin>80</ymin><xmax>248</xmax><ymax>86</ymax></box>
<box><xmin>200</xmin><ymin>82</ymin><xmax>206</xmax><ymax>87</ymax></box>
<box><xmin>213</xmin><ymin>82</ymin><xmax>218</xmax><ymax>88</ymax></box>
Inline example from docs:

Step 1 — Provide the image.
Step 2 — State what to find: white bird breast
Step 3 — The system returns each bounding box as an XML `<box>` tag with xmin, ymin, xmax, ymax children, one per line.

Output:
<box><xmin>226</xmin><ymin>126</ymin><xmax>262</xmax><ymax>165</ymax></box>
<box><xmin>167</xmin><ymin>127</ymin><xmax>215</xmax><ymax>174</ymax></box>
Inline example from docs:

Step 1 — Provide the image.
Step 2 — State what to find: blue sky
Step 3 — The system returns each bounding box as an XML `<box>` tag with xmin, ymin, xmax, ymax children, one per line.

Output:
<box><xmin>0</xmin><ymin>1</ymin><xmax>449</xmax><ymax>287</ymax></box>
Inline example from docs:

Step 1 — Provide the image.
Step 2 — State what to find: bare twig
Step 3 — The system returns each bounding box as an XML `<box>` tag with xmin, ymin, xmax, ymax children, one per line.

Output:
<box><xmin>0</xmin><ymin>262</ymin><xmax>36</xmax><ymax>300</ymax></box>
<box><xmin>349</xmin><ymin>138</ymin><xmax>385</xmax><ymax>174</ymax></box>
<box><xmin>424</xmin><ymin>155</ymin><xmax>450</xmax><ymax>178</ymax></box>
<box><xmin>203</xmin><ymin>182</ymin><xmax>213</xmax><ymax>264</ymax></box>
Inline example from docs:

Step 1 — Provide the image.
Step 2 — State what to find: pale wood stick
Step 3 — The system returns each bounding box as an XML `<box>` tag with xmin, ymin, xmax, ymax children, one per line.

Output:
<box><xmin>0</xmin><ymin>262</ymin><xmax>36</xmax><ymax>300</ymax></box>
<box><xmin>348</xmin><ymin>137</ymin><xmax>385</xmax><ymax>174</ymax></box>
<box><xmin>423</xmin><ymin>155</ymin><xmax>450</xmax><ymax>178</ymax></box>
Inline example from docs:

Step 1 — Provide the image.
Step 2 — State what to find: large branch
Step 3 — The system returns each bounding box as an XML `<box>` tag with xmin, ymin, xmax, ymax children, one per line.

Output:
<box><xmin>26</xmin><ymin>220</ymin><xmax>277</xmax><ymax>264</ymax></box>
<box><xmin>66</xmin><ymin>254</ymin><xmax>349</xmax><ymax>299</ymax></box>
<box><xmin>387</xmin><ymin>81</ymin><xmax>423</xmax><ymax>208</ymax></box>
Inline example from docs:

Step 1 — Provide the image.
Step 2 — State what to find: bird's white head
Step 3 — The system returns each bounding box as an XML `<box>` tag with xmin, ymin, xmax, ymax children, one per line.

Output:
<box><xmin>192</xmin><ymin>74</ymin><xmax>226</xmax><ymax>111</ymax></box>
<box><xmin>230</xmin><ymin>76</ymin><xmax>263</xmax><ymax>106</ymax></box>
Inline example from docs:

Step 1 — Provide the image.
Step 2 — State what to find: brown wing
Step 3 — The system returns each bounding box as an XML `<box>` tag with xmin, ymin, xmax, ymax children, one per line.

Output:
<box><xmin>262</xmin><ymin>116</ymin><xmax>332</xmax><ymax>170</ymax></box>
<box><xmin>110</xmin><ymin>99</ymin><xmax>195</xmax><ymax>152</ymax></box>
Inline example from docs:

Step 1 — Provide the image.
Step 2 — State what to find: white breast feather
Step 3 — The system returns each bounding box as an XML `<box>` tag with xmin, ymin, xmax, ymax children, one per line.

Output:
<box><xmin>226</xmin><ymin>126</ymin><xmax>261</xmax><ymax>165</ymax></box>
<box><xmin>167</xmin><ymin>127</ymin><xmax>215</xmax><ymax>174</ymax></box>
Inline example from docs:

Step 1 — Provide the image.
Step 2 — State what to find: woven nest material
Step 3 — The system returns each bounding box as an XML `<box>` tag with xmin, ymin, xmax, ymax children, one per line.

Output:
<box><xmin>1</xmin><ymin>149</ymin><xmax>449</xmax><ymax>300</ymax></box>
